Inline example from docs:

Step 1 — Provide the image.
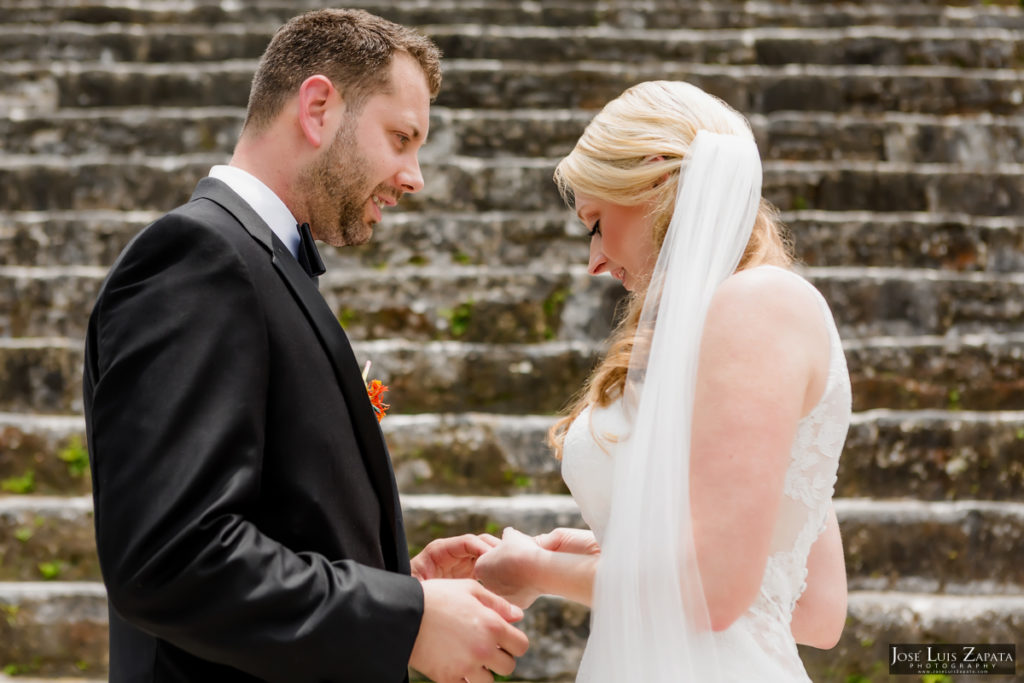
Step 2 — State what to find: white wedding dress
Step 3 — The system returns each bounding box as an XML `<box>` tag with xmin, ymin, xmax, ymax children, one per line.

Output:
<box><xmin>562</xmin><ymin>268</ymin><xmax>851</xmax><ymax>681</ymax></box>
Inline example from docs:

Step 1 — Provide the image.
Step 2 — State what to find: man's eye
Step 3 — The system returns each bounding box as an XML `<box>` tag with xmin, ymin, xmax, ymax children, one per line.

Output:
<box><xmin>587</xmin><ymin>221</ymin><xmax>601</xmax><ymax>238</ymax></box>
<box><xmin>396</xmin><ymin>133</ymin><xmax>410</xmax><ymax>146</ymax></box>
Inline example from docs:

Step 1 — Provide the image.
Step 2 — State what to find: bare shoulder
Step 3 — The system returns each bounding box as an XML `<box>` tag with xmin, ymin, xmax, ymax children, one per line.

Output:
<box><xmin>702</xmin><ymin>267</ymin><xmax>831</xmax><ymax>414</ymax></box>
<box><xmin>707</xmin><ymin>266</ymin><xmax>826</xmax><ymax>336</ymax></box>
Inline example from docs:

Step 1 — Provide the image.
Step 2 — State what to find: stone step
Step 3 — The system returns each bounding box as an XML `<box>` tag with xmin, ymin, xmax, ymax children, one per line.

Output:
<box><xmin>2</xmin><ymin>24</ymin><xmax>1021</xmax><ymax>70</ymax></box>
<box><xmin>5</xmin><ymin>109</ymin><xmax>1024</xmax><ymax>167</ymax></box>
<box><xmin>4</xmin><ymin>154</ymin><xmax>1024</xmax><ymax>218</ymax></box>
<box><xmin>402</xmin><ymin>497</ymin><xmax>1024</xmax><ymax>594</ymax></box>
<box><xmin>3</xmin><ymin>409</ymin><xmax>1024</xmax><ymax>502</ymax></box>
<box><xmin>839</xmin><ymin>499</ymin><xmax>1024</xmax><ymax>596</ymax></box>
<box><xmin>800</xmin><ymin>592</ymin><xmax>1024</xmax><ymax>682</ymax></box>
<box><xmin>437</xmin><ymin>61</ymin><xmax>1024</xmax><ymax>115</ymax></box>
<box><xmin>5</xmin><ymin>209</ymin><xmax>1024</xmax><ymax>274</ymax></box>
<box><xmin>842</xmin><ymin>409</ymin><xmax>1024</xmax><ymax>502</ymax></box>
<box><xmin>429</xmin><ymin>26</ymin><xmax>1024</xmax><ymax>70</ymax></box>
<box><xmin>0</xmin><ymin>0</ymin><xmax>1021</xmax><ymax>30</ymax></box>
<box><xmin>0</xmin><ymin>582</ymin><xmax>1021</xmax><ymax>682</ymax></box>
<box><xmin>0</xmin><ymin>582</ymin><xmax>107</xmax><ymax>679</ymax></box>
<box><xmin>444</xmin><ymin>109</ymin><xmax>1024</xmax><ymax>165</ymax></box>
<box><xmin>0</xmin><ymin>414</ymin><xmax>90</xmax><ymax>498</ymax></box>
<box><xmin>1</xmin><ymin>494</ymin><xmax>1022</xmax><ymax>593</ymax></box>
<box><xmin>4</xmin><ymin>263</ymin><xmax>1024</xmax><ymax>342</ymax></box>
<box><xmin>3</xmin><ymin>61</ymin><xmax>1023</xmax><ymax>116</ymax></box>
<box><xmin>4</xmin><ymin>333</ymin><xmax>1024</xmax><ymax>415</ymax></box>
<box><xmin>0</xmin><ymin>497</ymin><xmax>97</xmax><ymax>582</ymax></box>
<box><xmin>785</xmin><ymin>211</ymin><xmax>1024</xmax><ymax>273</ymax></box>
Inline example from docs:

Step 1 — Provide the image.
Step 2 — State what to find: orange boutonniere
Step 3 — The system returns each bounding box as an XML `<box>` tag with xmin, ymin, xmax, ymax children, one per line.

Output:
<box><xmin>361</xmin><ymin>361</ymin><xmax>390</xmax><ymax>422</ymax></box>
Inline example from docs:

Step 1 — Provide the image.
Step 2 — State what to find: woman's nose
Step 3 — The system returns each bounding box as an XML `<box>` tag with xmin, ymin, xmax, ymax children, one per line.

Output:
<box><xmin>587</xmin><ymin>237</ymin><xmax>608</xmax><ymax>275</ymax></box>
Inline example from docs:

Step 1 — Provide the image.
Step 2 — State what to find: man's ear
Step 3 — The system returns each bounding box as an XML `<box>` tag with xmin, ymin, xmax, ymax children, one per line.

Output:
<box><xmin>297</xmin><ymin>75</ymin><xmax>340</xmax><ymax>149</ymax></box>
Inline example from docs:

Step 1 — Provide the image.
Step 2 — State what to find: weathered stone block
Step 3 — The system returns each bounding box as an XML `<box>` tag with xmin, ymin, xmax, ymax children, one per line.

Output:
<box><xmin>0</xmin><ymin>341</ymin><xmax>83</xmax><ymax>415</ymax></box>
<box><xmin>0</xmin><ymin>419</ymin><xmax>91</xmax><ymax>498</ymax></box>
<box><xmin>438</xmin><ymin>63</ymin><xmax>1024</xmax><ymax>115</ymax></box>
<box><xmin>841</xmin><ymin>411</ymin><xmax>1024</xmax><ymax>501</ymax></box>
<box><xmin>766</xmin><ymin>163</ymin><xmax>1024</xmax><ymax>215</ymax></box>
<box><xmin>7</xmin><ymin>336</ymin><xmax>1024</xmax><ymax>415</ymax></box>
<box><xmin>0</xmin><ymin>111</ymin><xmax>243</xmax><ymax>157</ymax></box>
<box><xmin>349</xmin><ymin>340</ymin><xmax>603</xmax><ymax>415</ymax></box>
<box><xmin>4</xmin><ymin>409</ymin><xmax>1023</xmax><ymax>503</ymax></box>
<box><xmin>4</xmin><ymin>0</ymin><xmax>1023</xmax><ymax>31</ymax></box>
<box><xmin>0</xmin><ymin>159</ymin><xmax>208</xmax><ymax>212</ymax></box>
<box><xmin>845</xmin><ymin>335</ymin><xmax>1024</xmax><ymax>411</ymax></box>
<box><xmin>0</xmin><ymin>497</ymin><xmax>97</xmax><ymax>582</ymax></box>
<box><xmin>806</xmin><ymin>268</ymin><xmax>1024</xmax><ymax>338</ymax></box>
<box><xmin>756</xmin><ymin>113</ymin><xmax>1024</xmax><ymax>164</ymax></box>
<box><xmin>789</xmin><ymin>213</ymin><xmax>1024</xmax><ymax>272</ymax></box>
<box><xmin>383</xmin><ymin>414</ymin><xmax>566</xmax><ymax>496</ymax></box>
<box><xmin>838</xmin><ymin>499</ymin><xmax>1024</xmax><ymax>593</ymax></box>
<box><xmin>756</xmin><ymin>32</ymin><xmax>1024</xmax><ymax>69</ymax></box>
<box><xmin>323</xmin><ymin>211</ymin><xmax>590</xmax><ymax>271</ymax></box>
<box><xmin>0</xmin><ymin>267</ymin><xmax>105</xmax><ymax>338</ymax></box>
<box><xmin>0</xmin><ymin>582</ymin><xmax>108</xmax><ymax>679</ymax></box>
<box><xmin>0</xmin><ymin>211</ymin><xmax>155</xmax><ymax>269</ymax></box>
<box><xmin>801</xmin><ymin>592</ymin><xmax>1024</xmax><ymax>682</ymax></box>
<box><xmin>0</xmin><ymin>26</ymin><xmax>273</xmax><ymax>64</ymax></box>
<box><xmin>5</xmin><ymin>208</ymin><xmax>1020</xmax><ymax>277</ymax></box>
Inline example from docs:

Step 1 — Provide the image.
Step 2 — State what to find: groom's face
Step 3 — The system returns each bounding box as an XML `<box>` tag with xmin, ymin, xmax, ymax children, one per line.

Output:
<box><xmin>302</xmin><ymin>53</ymin><xmax>430</xmax><ymax>247</ymax></box>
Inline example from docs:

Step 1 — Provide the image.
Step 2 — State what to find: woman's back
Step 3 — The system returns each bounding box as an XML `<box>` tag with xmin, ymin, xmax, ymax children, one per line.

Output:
<box><xmin>562</xmin><ymin>267</ymin><xmax>851</xmax><ymax>680</ymax></box>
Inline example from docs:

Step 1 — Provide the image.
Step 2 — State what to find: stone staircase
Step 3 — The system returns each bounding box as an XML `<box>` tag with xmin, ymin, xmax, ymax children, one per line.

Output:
<box><xmin>2</xmin><ymin>0</ymin><xmax>1024</xmax><ymax>680</ymax></box>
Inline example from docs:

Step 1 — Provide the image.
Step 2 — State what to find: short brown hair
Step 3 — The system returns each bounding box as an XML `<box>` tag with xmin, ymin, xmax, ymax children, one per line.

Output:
<box><xmin>244</xmin><ymin>9</ymin><xmax>442</xmax><ymax>134</ymax></box>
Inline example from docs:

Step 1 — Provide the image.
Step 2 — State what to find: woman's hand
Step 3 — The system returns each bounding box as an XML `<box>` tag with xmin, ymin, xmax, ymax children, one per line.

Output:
<box><xmin>474</xmin><ymin>527</ymin><xmax>544</xmax><ymax>609</ymax></box>
<box><xmin>534</xmin><ymin>528</ymin><xmax>600</xmax><ymax>556</ymax></box>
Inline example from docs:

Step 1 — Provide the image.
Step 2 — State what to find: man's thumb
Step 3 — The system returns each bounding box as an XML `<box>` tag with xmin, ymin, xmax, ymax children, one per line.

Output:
<box><xmin>475</xmin><ymin>584</ymin><xmax>524</xmax><ymax>622</ymax></box>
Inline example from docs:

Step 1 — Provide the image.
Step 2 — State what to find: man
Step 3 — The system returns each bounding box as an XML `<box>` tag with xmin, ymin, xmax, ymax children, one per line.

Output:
<box><xmin>82</xmin><ymin>9</ymin><xmax>528</xmax><ymax>683</ymax></box>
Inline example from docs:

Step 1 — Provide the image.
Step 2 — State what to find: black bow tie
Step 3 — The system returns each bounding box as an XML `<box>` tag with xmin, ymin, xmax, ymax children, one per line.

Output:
<box><xmin>296</xmin><ymin>222</ymin><xmax>326</xmax><ymax>278</ymax></box>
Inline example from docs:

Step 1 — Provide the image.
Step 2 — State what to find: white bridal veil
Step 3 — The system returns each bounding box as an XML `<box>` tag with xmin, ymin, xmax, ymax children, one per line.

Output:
<box><xmin>576</xmin><ymin>116</ymin><xmax>764</xmax><ymax>680</ymax></box>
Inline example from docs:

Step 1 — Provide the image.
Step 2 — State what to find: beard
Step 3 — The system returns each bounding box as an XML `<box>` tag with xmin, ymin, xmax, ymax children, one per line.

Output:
<box><xmin>299</xmin><ymin>118</ymin><xmax>384</xmax><ymax>247</ymax></box>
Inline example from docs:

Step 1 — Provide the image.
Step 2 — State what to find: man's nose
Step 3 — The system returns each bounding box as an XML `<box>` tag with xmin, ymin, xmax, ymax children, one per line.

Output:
<box><xmin>398</xmin><ymin>155</ymin><xmax>424</xmax><ymax>193</ymax></box>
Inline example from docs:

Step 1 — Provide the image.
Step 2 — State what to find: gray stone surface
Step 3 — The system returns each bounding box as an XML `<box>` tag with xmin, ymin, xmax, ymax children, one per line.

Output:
<box><xmin>5</xmin><ymin>25</ymin><xmax>1021</xmax><ymax>69</ymax></box>
<box><xmin>2</xmin><ymin>495</ymin><xmax>1023</xmax><ymax>593</ymax></box>
<box><xmin>7</xmin><ymin>334</ymin><xmax>1024</xmax><ymax>415</ymax></box>
<box><xmin>2</xmin><ymin>582</ymin><xmax>1021</xmax><ymax>682</ymax></box>
<box><xmin>5</xmin><ymin>208</ymin><xmax>1024</xmax><ymax>274</ymax></box>
<box><xmin>6</xmin><ymin>264</ymin><xmax>1024</xmax><ymax>341</ymax></box>
<box><xmin>7</xmin><ymin>410</ymin><xmax>1023</xmax><ymax>502</ymax></box>
<box><xmin>7</xmin><ymin>109</ymin><xmax>1024</xmax><ymax>165</ymax></box>
<box><xmin>2</xmin><ymin>0</ymin><xmax>1023</xmax><ymax>30</ymax></box>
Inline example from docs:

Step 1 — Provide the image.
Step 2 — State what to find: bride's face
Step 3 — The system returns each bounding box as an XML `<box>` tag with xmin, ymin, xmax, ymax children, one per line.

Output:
<box><xmin>574</xmin><ymin>192</ymin><xmax>658</xmax><ymax>292</ymax></box>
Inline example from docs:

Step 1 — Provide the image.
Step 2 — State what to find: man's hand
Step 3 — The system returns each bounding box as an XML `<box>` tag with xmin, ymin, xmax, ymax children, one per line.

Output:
<box><xmin>410</xmin><ymin>534</ymin><xmax>499</xmax><ymax>580</ymax></box>
<box><xmin>474</xmin><ymin>527</ymin><xmax>544</xmax><ymax>609</ymax></box>
<box><xmin>534</xmin><ymin>527</ymin><xmax>600</xmax><ymax>556</ymax></box>
<box><xmin>409</xmin><ymin>579</ymin><xmax>529</xmax><ymax>683</ymax></box>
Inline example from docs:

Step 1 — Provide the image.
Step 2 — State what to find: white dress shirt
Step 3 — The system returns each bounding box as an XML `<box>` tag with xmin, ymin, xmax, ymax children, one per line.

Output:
<box><xmin>208</xmin><ymin>165</ymin><xmax>301</xmax><ymax>260</ymax></box>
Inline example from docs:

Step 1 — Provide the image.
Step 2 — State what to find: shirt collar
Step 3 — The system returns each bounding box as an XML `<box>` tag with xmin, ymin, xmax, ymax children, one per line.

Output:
<box><xmin>208</xmin><ymin>165</ymin><xmax>301</xmax><ymax>259</ymax></box>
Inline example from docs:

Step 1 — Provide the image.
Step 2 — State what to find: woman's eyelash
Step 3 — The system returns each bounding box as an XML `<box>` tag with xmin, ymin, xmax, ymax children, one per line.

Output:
<box><xmin>587</xmin><ymin>221</ymin><xmax>601</xmax><ymax>238</ymax></box>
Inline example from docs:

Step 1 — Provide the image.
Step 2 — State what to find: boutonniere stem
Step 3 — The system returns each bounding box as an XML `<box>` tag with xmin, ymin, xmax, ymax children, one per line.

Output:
<box><xmin>362</xmin><ymin>360</ymin><xmax>390</xmax><ymax>422</ymax></box>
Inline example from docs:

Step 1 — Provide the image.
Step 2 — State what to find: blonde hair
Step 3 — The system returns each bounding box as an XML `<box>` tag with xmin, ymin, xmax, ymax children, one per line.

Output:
<box><xmin>549</xmin><ymin>81</ymin><xmax>793</xmax><ymax>458</ymax></box>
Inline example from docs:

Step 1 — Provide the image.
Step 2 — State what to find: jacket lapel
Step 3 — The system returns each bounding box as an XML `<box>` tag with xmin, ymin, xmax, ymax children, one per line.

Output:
<box><xmin>189</xmin><ymin>178</ymin><xmax>403</xmax><ymax>571</ymax></box>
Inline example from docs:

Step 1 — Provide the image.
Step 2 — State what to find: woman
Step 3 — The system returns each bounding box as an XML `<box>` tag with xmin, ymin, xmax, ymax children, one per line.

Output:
<box><xmin>474</xmin><ymin>81</ymin><xmax>851</xmax><ymax>681</ymax></box>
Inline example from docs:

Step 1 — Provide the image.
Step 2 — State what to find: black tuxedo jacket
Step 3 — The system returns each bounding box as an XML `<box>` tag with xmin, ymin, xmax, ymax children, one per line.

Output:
<box><xmin>83</xmin><ymin>178</ymin><xmax>423</xmax><ymax>682</ymax></box>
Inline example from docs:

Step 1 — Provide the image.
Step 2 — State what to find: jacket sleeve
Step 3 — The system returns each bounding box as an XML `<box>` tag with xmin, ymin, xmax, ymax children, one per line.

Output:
<box><xmin>84</xmin><ymin>212</ymin><xmax>423</xmax><ymax>682</ymax></box>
